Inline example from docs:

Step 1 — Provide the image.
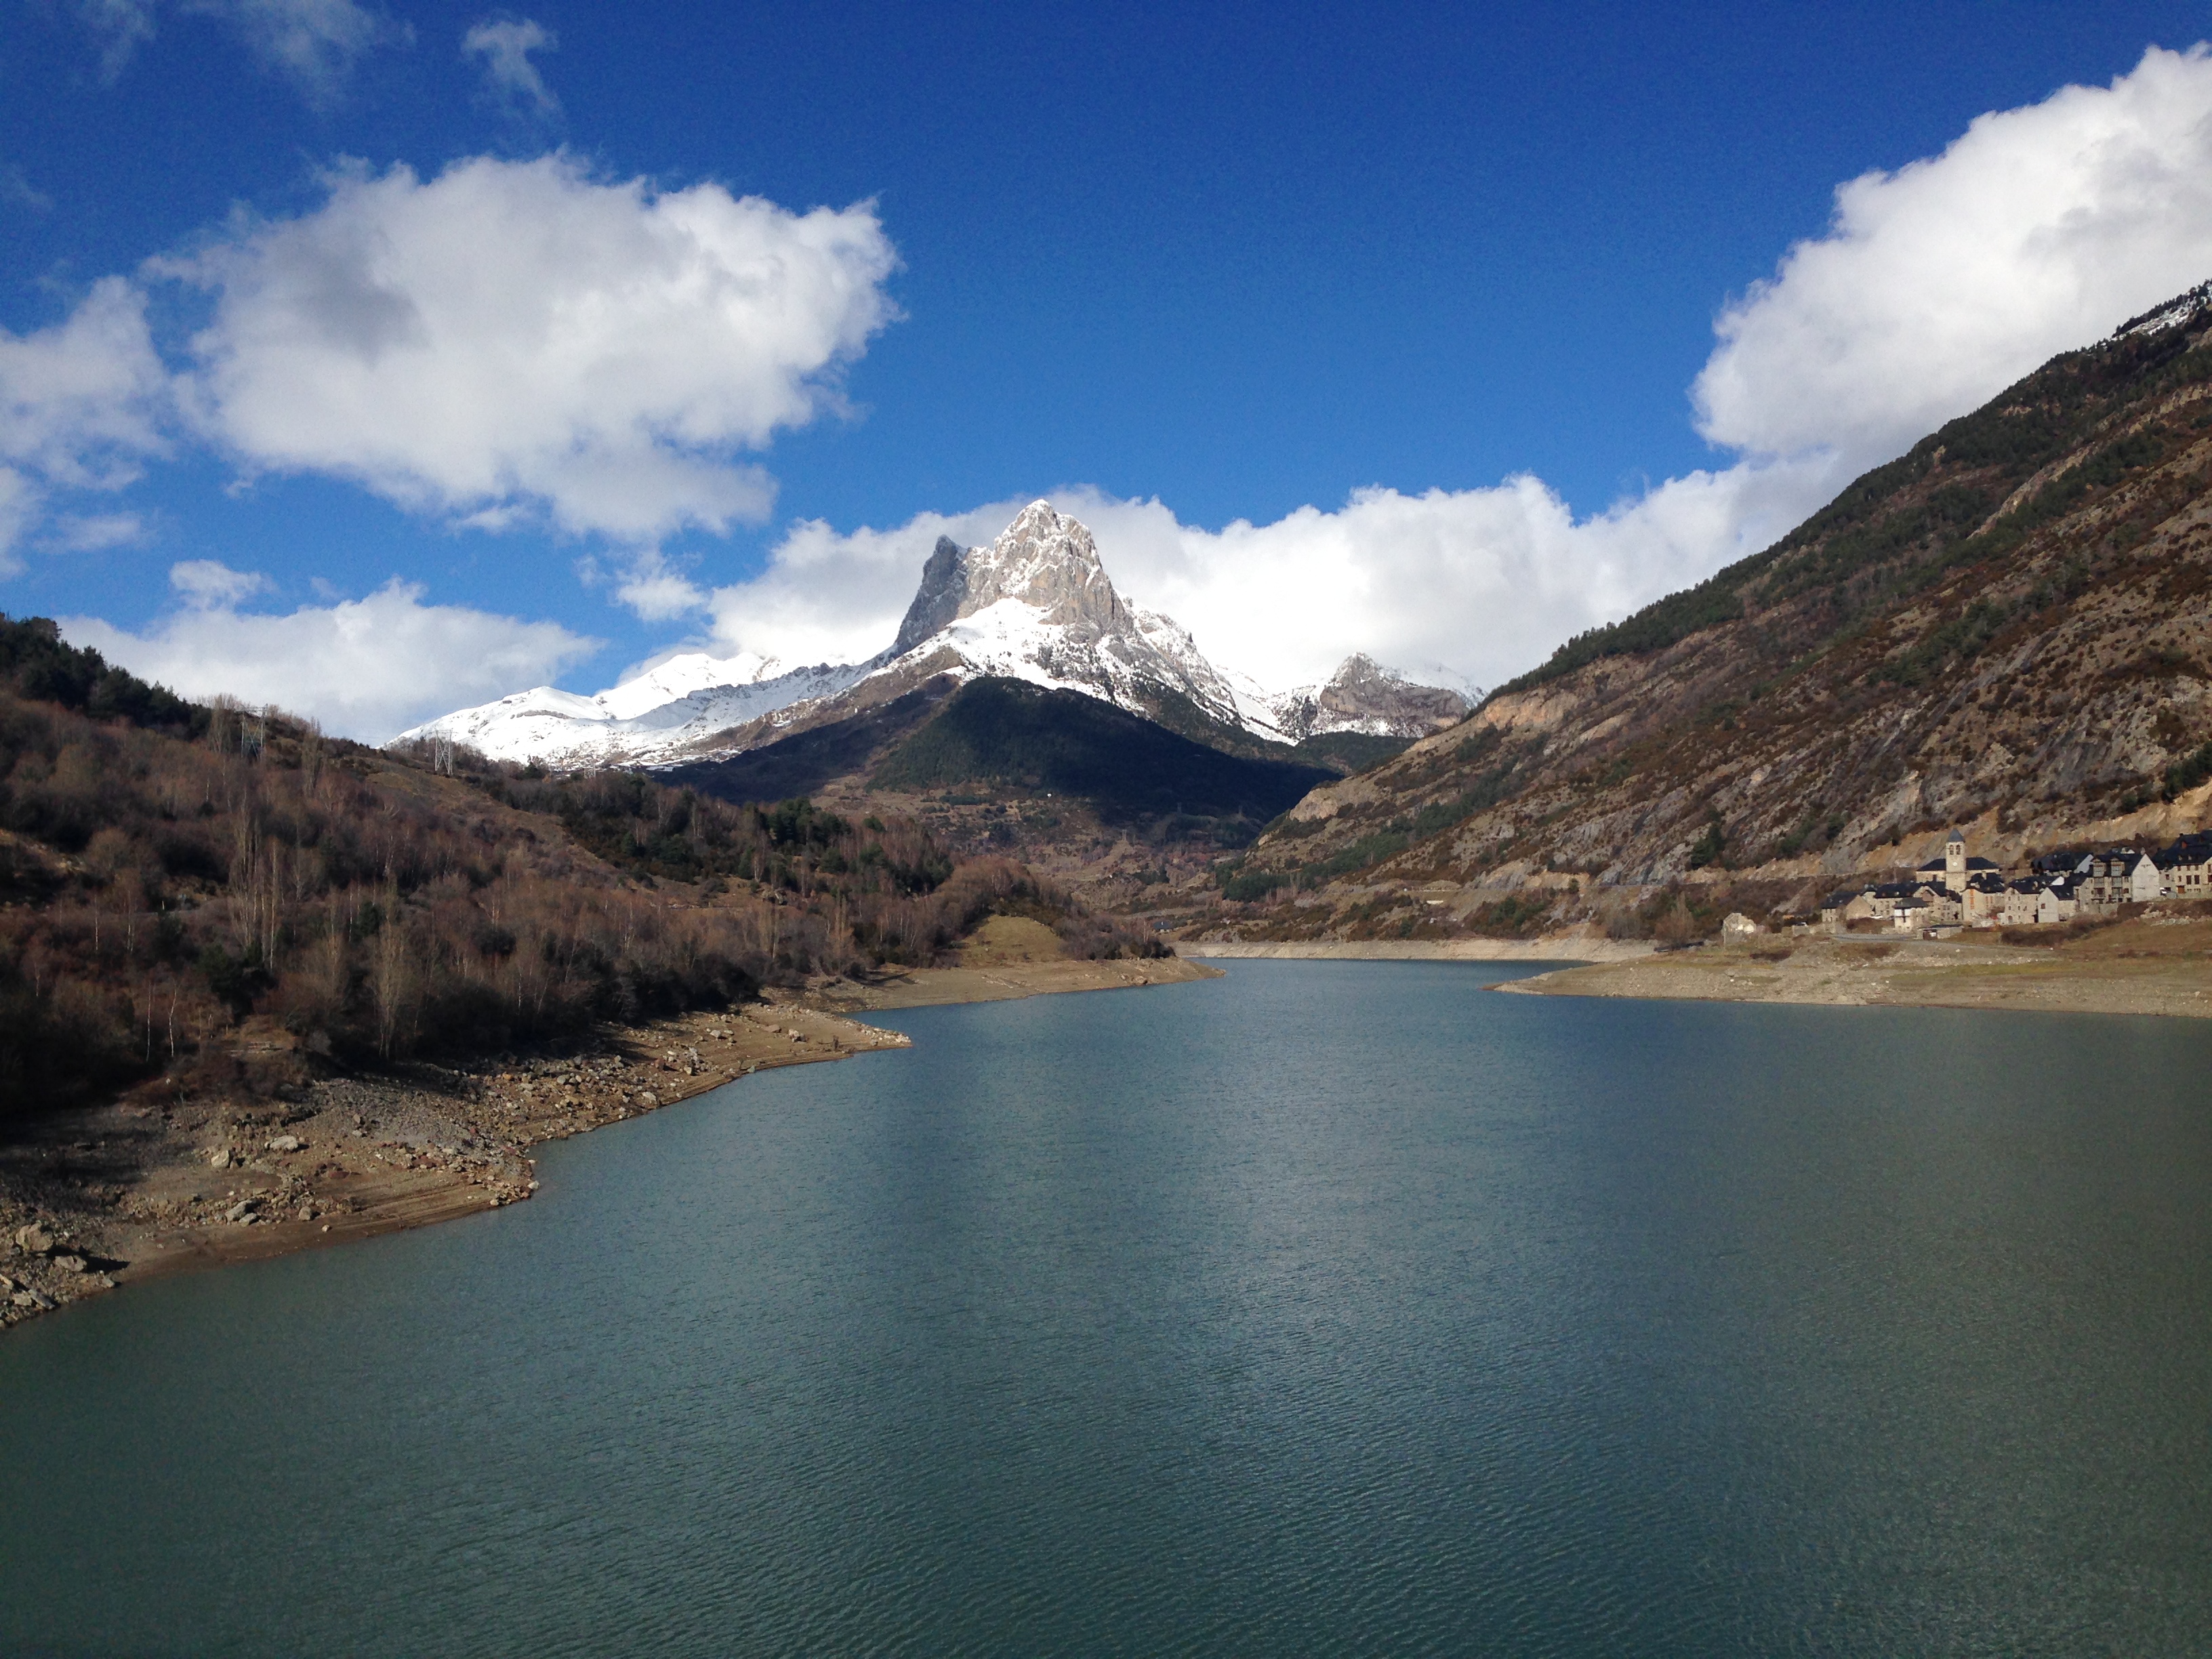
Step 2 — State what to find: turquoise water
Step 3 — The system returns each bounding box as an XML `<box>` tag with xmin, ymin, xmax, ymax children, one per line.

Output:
<box><xmin>3</xmin><ymin>960</ymin><xmax>2211</xmax><ymax>1656</ymax></box>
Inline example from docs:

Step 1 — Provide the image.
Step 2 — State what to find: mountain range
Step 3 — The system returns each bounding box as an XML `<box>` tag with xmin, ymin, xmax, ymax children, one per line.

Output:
<box><xmin>401</xmin><ymin>501</ymin><xmax>1473</xmax><ymax>772</ymax></box>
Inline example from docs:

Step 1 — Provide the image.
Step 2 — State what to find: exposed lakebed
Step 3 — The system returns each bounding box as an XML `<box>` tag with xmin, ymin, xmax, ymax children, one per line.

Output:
<box><xmin>4</xmin><ymin>961</ymin><xmax>2210</xmax><ymax>1656</ymax></box>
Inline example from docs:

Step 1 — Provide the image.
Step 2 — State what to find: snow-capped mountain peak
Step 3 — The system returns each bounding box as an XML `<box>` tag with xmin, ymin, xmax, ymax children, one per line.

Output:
<box><xmin>892</xmin><ymin>501</ymin><xmax>1130</xmax><ymax>655</ymax></box>
<box><xmin>872</xmin><ymin>501</ymin><xmax>1244</xmax><ymax>727</ymax></box>
<box><xmin>395</xmin><ymin>502</ymin><xmax>1473</xmax><ymax>769</ymax></box>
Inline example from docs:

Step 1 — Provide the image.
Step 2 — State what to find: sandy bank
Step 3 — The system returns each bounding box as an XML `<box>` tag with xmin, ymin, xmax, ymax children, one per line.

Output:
<box><xmin>823</xmin><ymin>950</ymin><xmax>1221</xmax><ymax>1009</ymax></box>
<box><xmin>1498</xmin><ymin>921</ymin><xmax>2212</xmax><ymax>1020</ymax></box>
<box><xmin>1</xmin><ymin>948</ymin><xmax>1215</xmax><ymax>1334</ymax></box>
<box><xmin>1181</xmin><ymin>937</ymin><xmax>1650</xmax><ymax>963</ymax></box>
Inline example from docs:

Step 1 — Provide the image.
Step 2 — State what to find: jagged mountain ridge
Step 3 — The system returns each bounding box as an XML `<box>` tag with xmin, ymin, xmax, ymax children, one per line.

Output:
<box><xmin>398</xmin><ymin>502</ymin><xmax>1469</xmax><ymax>769</ymax></box>
<box><xmin>1220</xmin><ymin>284</ymin><xmax>2212</xmax><ymax>932</ymax></box>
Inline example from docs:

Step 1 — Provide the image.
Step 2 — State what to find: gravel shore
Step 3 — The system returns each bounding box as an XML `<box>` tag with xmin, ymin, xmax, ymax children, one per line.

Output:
<box><xmin>1</xmin><ymin>954</ymin><xmax>1221</xmax><ymax>1335</ymax></box>
<box><xmin>1496</xmin><ymin>917</ymin><xmax>2212</xmax><ymax>1019</ymax></box>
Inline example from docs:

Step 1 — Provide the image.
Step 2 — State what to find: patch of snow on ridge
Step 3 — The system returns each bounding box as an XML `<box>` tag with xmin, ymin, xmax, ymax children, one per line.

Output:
<box><xmin>396</xmin><ymin>655</ymin><xmax>872</xmax><ymax>766</ymax></box>
<box><xmin>2116</xmin><ymin>280</ymin><xmax>2212</xmax><ymax>340</ymax></box>
<box><xmin>593</xmin><ymin>651</ymin><xmax>785</xmax><ymax>720</ymax></box>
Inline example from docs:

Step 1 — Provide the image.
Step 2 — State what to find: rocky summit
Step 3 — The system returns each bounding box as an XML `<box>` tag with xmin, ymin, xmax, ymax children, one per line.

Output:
<box><xmin>865</xmin><ymin>500</ymin><xmax>1257</xmax><ymax>735</ymax></box>
<box><xmin>1261</xmin><ymin>653</ymin><xmax>1473</xmax><ymax>741</ymax></box>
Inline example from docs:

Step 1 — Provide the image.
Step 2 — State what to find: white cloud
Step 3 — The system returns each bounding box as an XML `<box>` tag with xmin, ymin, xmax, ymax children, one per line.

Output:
<box><xmin>1069</xmin><ymin>466</ymin><xmax>1843</xmax><ymax>692</ymax></box>
<box><xmin>703</xmin><ymin>497</ymin><xmax>1047</xmax><ymax>667</ymax></box>
<box><xmin>464</xmin><ymin>17</ymin><xmax>558</xmax><ymax>117</ymax></box>
<box><xmin>695</xmin><ymin>44</ymin><xmax>2212</xmax><ymax>695</ymax></box>
<box><xmin>0</xmin><ymin>277</ymin><xmax>171</xmax><ymax>485</ymax></box>
<box><xmin>0</xmin><ymin>470</ymin><xmax>37</xmax><ymax>574</ymax></box>
<box><xmin>0</xmin><ymin>276</ymin><xmax>173</xmax><ymax>571</ymax></box>
<box><xmin>612</xmin><ymin>550</ymin><xmax>708</xmax><ymax>621</ymax></box>
<box><xmin>72</xmin><ymin>0</ymin><xmax>407</xmax><ymax>100</ymax></box>
<box><xmin>0</xmin><ymin>164</ymin><xmax>54</xmax><ymax>213</ymax></box>
<box><xmin>699</xmin><ymin>466</ymin><xmax>1841</xmax><ymax>694</ymax></box>
<box><xmin>169</xmin><ymin>556</ymin><xmax>268</xmax><ymax>606</ymax></box>
<box><xmin>1696</xmin><ymin>43</ymin><xmax>2212</xmax><ymax>467</ymax></box>
<box><xmin>65</xmin><ymin>578</ymin><xmax>600</xmax><ymax>741</ymax></box>
<box><xmin>207</xmin><ymin>0</ymin><xmax>408</xmax><ymax>100</ymax></box>
<box><xmin>72</xmin><ymin>0</ymin><xmax>159</xmax><ymax>79</ymax></box>
<box><xmin>159</xmin><ymin>155</ymin><xmax>898</xmax><ymax>543</ymax></box>
<box><xmin>48</xmin><ymin>512</ymin><xmax>150</xmax><ymax>552</ymax></box>
<box><xmin>33</xmin><ymin>43</ymin><xmax>2212</xmax><ymax>724</ymax></box>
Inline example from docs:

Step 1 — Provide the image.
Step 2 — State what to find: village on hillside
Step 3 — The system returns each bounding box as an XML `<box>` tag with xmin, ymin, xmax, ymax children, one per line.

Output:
<box><xmin>1796</xmin><ymin>830</ymin><xmax>2212</xmax><ymax>937</ymax></box>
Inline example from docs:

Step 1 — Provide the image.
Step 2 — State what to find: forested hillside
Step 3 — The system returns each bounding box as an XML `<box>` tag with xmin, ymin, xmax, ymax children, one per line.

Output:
<box><xmin>0</xmin><ymin>620</ymin><xmax>1153</xmax><ymax>1126</ymax></box>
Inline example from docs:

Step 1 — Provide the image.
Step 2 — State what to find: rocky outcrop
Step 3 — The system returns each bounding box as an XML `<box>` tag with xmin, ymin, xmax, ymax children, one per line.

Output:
<box><xmin>1267</xmin><ymin>653</ymin><xmax>1473</xmax><ymax>740</ymax></box>
<box><xmin>890</xmin><ymin>536</ymin><xmax>968</xmax><ymax>655</ymax></box>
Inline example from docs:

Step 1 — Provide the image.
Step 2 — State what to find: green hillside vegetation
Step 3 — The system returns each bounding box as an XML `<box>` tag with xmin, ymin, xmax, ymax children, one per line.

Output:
<box><xmin>1</xmin><ymin>615</ymin><xmax>203</xmax><ymax>734</ymax></box>
<box><xmin>1289</xmin><ymin>730</ymin><xmax>1413</xmax><ymax>773</ymax></box>
<box><xmin>870</xmin><ymin>678</ymin><xmax>1334</xmax><ymax>833</ymax></box>
<box><xmin>663</xmin><ymin>681</ymin><xmax>954</xmax><ymax>806</ymax></box>
<box><xmin>1216</xmin><ymin>731</ymin><xmax>1521</xmax><ymax>899</ymax></box>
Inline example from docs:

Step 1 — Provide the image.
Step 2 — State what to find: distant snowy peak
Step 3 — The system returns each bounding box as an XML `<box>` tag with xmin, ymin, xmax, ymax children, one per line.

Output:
<box><xmin>398</xmin><ymin>655</ymin><xmax>872</xmax><ymax>767</ymax></box>
<box><xmin>878</xmin><ymin>500</ymin><xmax>1246</xmax><ymax>729</ymax></box>
<box><xmin>893</xmin><ymin>501</ymin><xmax>1130</xmax><ymax>653</ymax></box>
<box><xmin>395</xmin><ymin>501</ymin><xmax>1473</xmax><ymax>770</ymax></box>
<box><xmin>1263</xmin><ymin>653</ymin><xmax>1475</xmax><ymax>741</ymax></box>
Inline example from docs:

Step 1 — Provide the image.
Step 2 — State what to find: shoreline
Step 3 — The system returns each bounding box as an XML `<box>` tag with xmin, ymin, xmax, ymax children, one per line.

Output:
<box><xmin>1496</xmin><ymin>926</ymin><xmax>2212</xmax><ymax>1020</ymax></box>
<box><xmin>0</xmin><ymin>953</ymin><xmax>1219</xmax><ymax>1334</ymax></box>
<box><xmin>1180</xmin><ymin>937</ymin><xmax>1649</xmax><ymax>962</ymax></box>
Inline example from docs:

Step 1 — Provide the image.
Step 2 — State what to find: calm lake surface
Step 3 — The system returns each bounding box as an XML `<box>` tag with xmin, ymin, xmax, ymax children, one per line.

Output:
<box><xmin>5</xmin><ymin>960</ymin><xmax>2212</xmax><ymax>1656</ymax></box>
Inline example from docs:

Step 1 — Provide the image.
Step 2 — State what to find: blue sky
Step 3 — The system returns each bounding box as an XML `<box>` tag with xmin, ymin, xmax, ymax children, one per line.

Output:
<box><xmin>8</xmin><ymin>1</ymin><xmax>2212</xmax><ymax>735</ymax></box>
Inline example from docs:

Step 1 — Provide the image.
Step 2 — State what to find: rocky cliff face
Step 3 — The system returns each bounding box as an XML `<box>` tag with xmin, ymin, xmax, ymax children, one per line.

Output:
<box><xmin>890</xmin><ymin>537</ymin><xmax>968</xmax><ymax>655</ymax></box>
<box><xmin>1219</xmin><ymin>285</ymin><xmax>2212</xmax><ymax>935</ymax></box>
<box><xmin>955</xmin><ymin>499</ymin><xmax>1136</xmax><ymax>634</ymax></box>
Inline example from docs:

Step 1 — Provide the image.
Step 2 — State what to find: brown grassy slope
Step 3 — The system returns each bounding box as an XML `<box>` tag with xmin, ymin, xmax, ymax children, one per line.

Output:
<box><xmin>1220</xmin><ymin>293</ymin><xmax>2212</xmax><ymax>935</ymax></box>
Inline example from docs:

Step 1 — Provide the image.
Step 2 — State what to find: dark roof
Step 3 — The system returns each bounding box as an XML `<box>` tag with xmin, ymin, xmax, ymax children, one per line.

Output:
<box><xmin>1917</xmin><ymin>853</ymin><xmax>2001</xmax><ymax>871</ymax></box>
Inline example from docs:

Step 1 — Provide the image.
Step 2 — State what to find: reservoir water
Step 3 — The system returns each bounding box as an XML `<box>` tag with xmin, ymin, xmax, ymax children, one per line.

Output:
<box><xmin>4</xmin><ymin>960</ymin><xmax>2211</xmax><ymax>1656</ymax></box>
